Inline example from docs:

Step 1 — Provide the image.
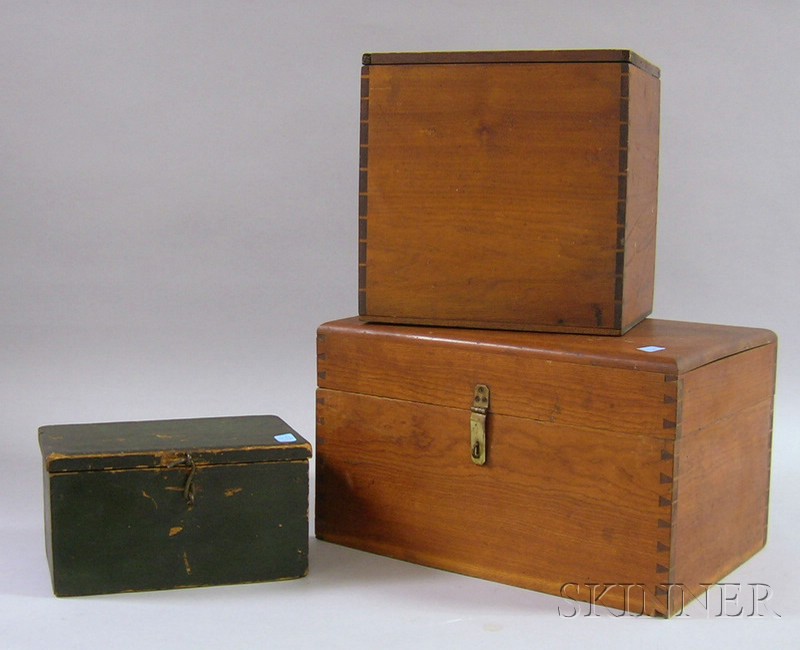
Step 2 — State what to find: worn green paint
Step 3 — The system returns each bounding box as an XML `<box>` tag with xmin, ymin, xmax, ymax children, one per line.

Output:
<box><xmin>40</xmin><ymin>415</ymin><xmax>311</xmax><ymax>596</ymax></box>
<box><xmin>40</xmin><ymin>415</ymin><xmax>310</xmax><ymax>472</ymax></box>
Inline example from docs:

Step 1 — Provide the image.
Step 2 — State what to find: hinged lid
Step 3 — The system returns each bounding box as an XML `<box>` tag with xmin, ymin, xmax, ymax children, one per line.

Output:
<box><xmin>39</xmin><ymin>415</ymin><xmax>311</xmax><ymax>473</ymax></box>
<box><xmin>321</xmin><ymin>318</ymin><xmax>775</xmax><ymax>376</ymax></box>
<box><xmin>362</xmin><ymin>49</ymin><xmax>660</xmax><ymax>78</ymax></box>
<box><xmin>317</xmin><ymin>318</ymin><xmax>776</xmax><ymax>439</ymax></box>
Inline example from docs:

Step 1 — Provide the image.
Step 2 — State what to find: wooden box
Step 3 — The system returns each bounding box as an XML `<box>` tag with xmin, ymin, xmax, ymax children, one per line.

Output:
<box><xmin>358</xmin><ymin>50</ymin><xmax>660</xmax><ymax>335</ymax></box>
<box><xmin>39</xmin><ymin>415</ymin><xmax>311</xmax><ymax>596</ymax></box>
<box><xmin>315</xmin><ymin>317</ymin><xmax>776</xmax><ymax>617</ymax></box>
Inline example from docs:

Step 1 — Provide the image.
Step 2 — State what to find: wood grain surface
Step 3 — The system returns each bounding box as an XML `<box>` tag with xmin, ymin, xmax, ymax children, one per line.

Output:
<box><xmin>316</xmin><ymin>318</ymin><xmax>777</xmax><ymax>616</ymax></box>
<box><xmin>358</xmin><ymin>54</ymin><xmax>660</xmax><ymax>334</ymax></box>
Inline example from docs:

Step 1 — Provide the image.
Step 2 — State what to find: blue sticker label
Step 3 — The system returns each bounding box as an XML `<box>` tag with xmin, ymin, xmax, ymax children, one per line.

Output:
<box><xmin>274</xmin><ymin>433</ymin><xmax>297</xmax><ymax>443</ymax></box>
<box><xmin>637</xmin><ymin>345</ymin><xmax>666</xmax><ymax>353</ymax></box>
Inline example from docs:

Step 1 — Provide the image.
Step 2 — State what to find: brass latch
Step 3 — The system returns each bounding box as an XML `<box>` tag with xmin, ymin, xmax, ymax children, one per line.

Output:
<box><xmin>470</xmin><ymin>384</ymin><xmax>489</xmax><ymax>465</ymax></box>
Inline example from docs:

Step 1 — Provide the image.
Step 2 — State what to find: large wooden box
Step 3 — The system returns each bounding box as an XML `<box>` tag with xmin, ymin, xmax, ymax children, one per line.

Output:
<box><xmin>358</xmin><ymin>50</ymin><xmax>660</xmax><ymax>335</ymax></box>
<box><xmin>39</xmin><ymin>415</ymin><xmax>311</xmax><ymax>596</ymax></box>
<box><xmin>315</xmin><ymin>318</ymin><xmax>776</xmax><ymax>616</ymax></box>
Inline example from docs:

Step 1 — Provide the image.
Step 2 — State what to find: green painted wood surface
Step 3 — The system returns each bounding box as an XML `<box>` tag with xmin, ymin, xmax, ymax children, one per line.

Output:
<box><xmin>47</xmin><ymin>459</ymin><xmax>309</xmax><ymax>596</ymax></box>
<box><xmin>40</xmin><ymin>415</ymin><xmax>311</xmax><ymax>472</ymax></box>
<box><xmin>39</xmin><ymin>415</ymin><xmax>311</xmax><ymax>596</ymax></box>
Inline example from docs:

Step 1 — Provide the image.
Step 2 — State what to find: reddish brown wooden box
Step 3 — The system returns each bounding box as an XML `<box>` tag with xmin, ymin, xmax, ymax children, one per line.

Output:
<box><xmin>315</xmin><ymin>317</ymin><xmax>776</xmax><ymax>616</ymax></box>
<box><xmin>358</xmin><ymin>50</ymin><xmax>660</xmax><ymax>335</ymax></box>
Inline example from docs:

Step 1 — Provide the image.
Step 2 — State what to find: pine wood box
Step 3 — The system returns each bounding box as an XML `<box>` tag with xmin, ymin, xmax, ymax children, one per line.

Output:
<box><xmin>39</xmin><ymin>415</ymin><xmax>311</xmax><ymax>596</ymax></box>
<box><xmin>358</xmin><ymin>50</ymin><xmax>660</xmax><ymax>335</ymax></box>
<box><xmin>315</xmin><ymin>317</ymin><xmax>777</xmax><ymax>617</ymax></box>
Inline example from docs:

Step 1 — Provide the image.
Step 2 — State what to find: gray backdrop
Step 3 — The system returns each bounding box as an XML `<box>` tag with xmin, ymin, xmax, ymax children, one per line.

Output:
<box><xmin>2</xmin><ymin>1</ymin><xmax>797</xmax><ymax>646</ymax></box>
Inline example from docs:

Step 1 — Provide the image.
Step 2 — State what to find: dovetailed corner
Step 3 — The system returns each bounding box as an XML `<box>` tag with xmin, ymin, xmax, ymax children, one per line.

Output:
<box><xmin>656</xmin><ymin>564</ymin><xmax>669</xmax><ymax>574</ymax></box>
<box><xmin>619</xmin><ymin>97</ymin><xmax>629</xmax><ymax>123</ymax></box>
<box><xmin>663</xmin><ymin>419</ymin><xmax>676</xmax><ymax>430</ymax></box>
<box><xmin>657</xmin><ymin>519</ymin><xmax>671</xmax><ymax>528</ymax></box>
<box><xmin>620</xmin><ymin>67</ymin><xmax>630</xmax><ymax>97</ymax></box>
<box><xmin>660</xmin><ymin>449</ymin><xmax>673</xmax><ymax>461</ymax></box>
<box><xmin>358</xmin><ymin>264</ymin><xmax>366</xmax><ymax>291</ymax></box>
<box><xmin>656</xmin><ymin>541</ymin><xmax>669</xmax><ymax>553</ymax></box>
<box><xmin>619</xmin><ymin>123</ymin><xmax>629</xmax><ymax>149</ymax></box>
<box><xmin>658</xmin><ymin>495</ymin><xmax>671</xmax><ymax>507</ymax></box>
<box><xmin>659</xmin><ymin>473</ymin><xmax>673</xmax><ymax>484</ymax></box>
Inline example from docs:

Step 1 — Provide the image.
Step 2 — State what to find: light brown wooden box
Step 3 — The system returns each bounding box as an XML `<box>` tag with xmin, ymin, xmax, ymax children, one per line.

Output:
<box><xmin>315</xmin><ymin>317</ymin><xmax>776</xmax><ymax>617</ymax></box>
<box><xmin>358</xmin><ymin>50</ymin><xmax>660</xmax><ymax>335</ymax></box>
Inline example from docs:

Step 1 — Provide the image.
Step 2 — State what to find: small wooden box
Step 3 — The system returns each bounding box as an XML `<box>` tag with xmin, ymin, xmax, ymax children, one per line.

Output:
<box><xmin>315</xmin><ymin>318</ymin><xmax>776</xmax><ymax>617</ymax></box>
<box><xmin>39</xmin><ymin>415</ymin><xmax>311</xmax><ymax>596</ymax></box>
<box><xmin>358</xmin><ymin>50</ymin><xmax>660</xmax><ymax>334</ymax></box>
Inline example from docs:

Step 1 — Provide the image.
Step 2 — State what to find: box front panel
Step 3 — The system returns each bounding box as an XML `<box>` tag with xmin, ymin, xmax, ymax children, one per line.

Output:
<box><xmin>316</xmin><ymin>388</ymin><xmax>674</xmax><ymax>615</ymax></box>
<box><xmin>362</xmin><ymin>62</ymin><xmax>624</xmax><ymax>332</ymax></box>
<box><xmin>48</xmin><ymin>461</ymin><xmax>308</xmax><ymax>596</ymax></box>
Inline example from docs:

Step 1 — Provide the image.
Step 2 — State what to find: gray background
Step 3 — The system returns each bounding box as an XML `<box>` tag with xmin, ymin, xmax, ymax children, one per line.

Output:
<box><xmin>1</xmin><ymin>1</ymin><xmax>797</xmax><ymax>647</ymax></box>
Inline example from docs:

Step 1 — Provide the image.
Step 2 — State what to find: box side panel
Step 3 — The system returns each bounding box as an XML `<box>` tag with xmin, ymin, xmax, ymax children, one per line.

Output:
<box><xmin>316</xmin><ymin>388</ymin><xmax>675</xmax><ymax>615</ymax></box>
<box><xmin>363</xmin><ymin>62</ymin><xmax>622</xmax><ymax>332</ymax></box>
<box><xmin>669</xmin><ymin>399</ymin><xmax>773</xmax><ymax>615</ymax></box>
<box><xmin>669</xmin><ymin>344</ymin><xmax>776</xmax><ymax>615</ymax></box>
<box><xmin>620</xmin><ymin>64</ymin><xmax>659</xmax><ymax>332</ymax></box>
<box><xmin>317</xmin><ymin>324</ymin><xmax>677</xmax><ymax>437</ymax></box>
<box><xmin>49</xmin><ymin>461</ymin><xmax>308</xmax><ymax>596</ymax></box>
<box><xmin>679</xmin><ymin>342</ymin><xmax>776</xmax><ymax>434</ymax></box>
<box><xmin>43</xmin><ymin>462</ymin><xmax>55</xmax><ymax>591</ymax></box>
<box><xmin>358</xmin><ymin>64</ymin><xmax>369</xmax><ymax>315</ymax></box>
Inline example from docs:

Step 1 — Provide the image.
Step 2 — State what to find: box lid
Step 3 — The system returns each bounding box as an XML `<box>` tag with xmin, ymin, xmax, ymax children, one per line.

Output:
<box><xmin>39</xmin><ymin>415</ymin><xmax>311</xmax><ymax>473</ymax></box>
<box><xmin>317</xmin><ymin>318</ymin><xmax>776</xmax><ymax>438</ymax></box>
<box><xmin>320</xmin><ymin>317</ymin><xmax>775</xmax><ymax>376</ymax></box>
<box><xmin>362</xmin><ymin>49</ymin><xmax>660</xmax><ymax>78</ymax></box>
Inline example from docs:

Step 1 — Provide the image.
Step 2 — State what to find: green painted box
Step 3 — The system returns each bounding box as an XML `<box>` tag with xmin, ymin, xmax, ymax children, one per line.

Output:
<box><xmin>39</xmin><ymin>415</ymin><xmax>312</xmax><ymax>596</ymax></box>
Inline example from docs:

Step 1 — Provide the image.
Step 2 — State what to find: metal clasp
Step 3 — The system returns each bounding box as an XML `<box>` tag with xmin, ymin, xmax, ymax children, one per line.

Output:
<box><xmin>470</xmin><ymin>384</ymin><xmax>489</xmax><ymax>465</ymax></box>
<box><xmin>168</xmin><ymin>452</ymin><xmax>197</xmax><ymax>508</ymax></box>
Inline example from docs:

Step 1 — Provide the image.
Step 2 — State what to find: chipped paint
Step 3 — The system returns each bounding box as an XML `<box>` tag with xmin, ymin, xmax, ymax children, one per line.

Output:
<box><xmin>182</xmin><ymin>551</ymin><xmax>192</xmax><ymax>575</ymax></box>
<box><xmin>141</xmin><ymin>491</ymin><xmax>158</xmax><ymax>509</ymax></box>
<box><xmin>224</xmin><ymin>487</ymin><xmax>243</xmax><ymax>497</ymax></box>
<box><xmin>169</xmin><ymin>526</ymin><xmax>183</xmax><ymax>537</ymax></box>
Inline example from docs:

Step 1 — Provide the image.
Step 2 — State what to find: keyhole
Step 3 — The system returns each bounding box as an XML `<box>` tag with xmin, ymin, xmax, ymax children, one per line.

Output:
<box><xmin>472</xmin><ymin>441</ymin><xmax>481</xmax><ymax>459</ymax></box>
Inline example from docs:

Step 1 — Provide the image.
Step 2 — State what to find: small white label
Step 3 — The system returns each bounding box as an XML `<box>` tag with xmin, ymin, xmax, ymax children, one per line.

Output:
<box><xmin>637</xmin><ymin>345</ymin><xmax>666</xmax><ymax>353</ymax></box>
<box><xmin>274</xmin><ymin>433</ymin><xmax>297</xmax><ymax>443</ymax></box>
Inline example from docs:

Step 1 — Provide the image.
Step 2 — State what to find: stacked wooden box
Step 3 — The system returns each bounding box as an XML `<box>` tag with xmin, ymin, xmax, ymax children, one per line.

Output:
<box><xmin>315</xmin><ymin>50</ymin><xmax>777</xmax><ymax>617</ymax></box>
